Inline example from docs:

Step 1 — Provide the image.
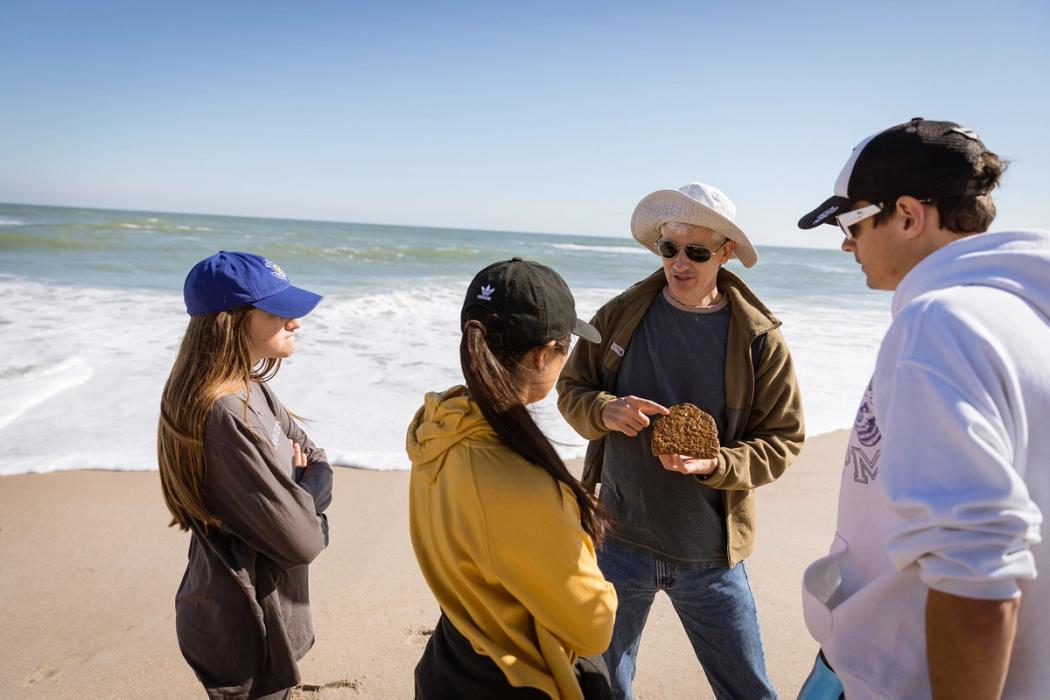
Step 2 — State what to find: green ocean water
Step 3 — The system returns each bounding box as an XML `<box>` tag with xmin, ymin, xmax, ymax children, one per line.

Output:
<box><xmin>0</xmin><ymin>202</ymin><xmax>884</xmax><ymax>309</ymax></box>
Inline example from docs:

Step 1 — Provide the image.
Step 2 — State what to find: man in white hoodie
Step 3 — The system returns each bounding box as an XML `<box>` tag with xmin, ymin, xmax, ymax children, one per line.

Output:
<box><xmin>795</xmin><ymin>118</ymin><xmax>1050</xmax><ymax>700</ymax></box>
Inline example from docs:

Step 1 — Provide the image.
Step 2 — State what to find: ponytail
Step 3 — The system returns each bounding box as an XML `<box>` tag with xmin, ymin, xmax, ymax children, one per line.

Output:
<box><xmin>460</xmin><ymin>315</ymin><xmax>607</xmax><ymax>545</ymax></box>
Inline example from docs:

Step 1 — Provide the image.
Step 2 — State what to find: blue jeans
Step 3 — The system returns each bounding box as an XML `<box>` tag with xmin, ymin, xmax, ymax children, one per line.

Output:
<box><xmin>597</xmin><ymin>539</ymin><xmax>777</xmax><ymax>700</ymax></box>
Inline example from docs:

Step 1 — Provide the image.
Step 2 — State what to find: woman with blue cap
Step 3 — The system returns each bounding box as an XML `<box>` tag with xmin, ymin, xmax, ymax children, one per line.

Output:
<box><xmin>158</xmin><ymin>251</ymin><xmax>332</xmax><ymax>700</ymax></box>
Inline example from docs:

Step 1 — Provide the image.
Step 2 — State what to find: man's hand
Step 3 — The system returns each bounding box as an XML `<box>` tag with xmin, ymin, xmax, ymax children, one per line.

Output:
<box><xmin>601</xmin><ymin>396</ymin><xmax>668</xmax><ymax>437</ymax></box>
<box><xmin>657</xmin><ymin>454</ymin><xmax>718</xmax><ymax>476</ymax></box>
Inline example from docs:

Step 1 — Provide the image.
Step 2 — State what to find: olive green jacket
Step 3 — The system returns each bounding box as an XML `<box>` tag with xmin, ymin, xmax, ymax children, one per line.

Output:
<box><xmin>556</xmin><ymin>268</ymin><xmax>805</xmax><ymax>566</ymax></box>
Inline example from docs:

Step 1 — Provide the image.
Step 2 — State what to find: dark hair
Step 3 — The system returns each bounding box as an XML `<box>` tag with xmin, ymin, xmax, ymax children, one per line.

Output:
<box><xmin>873</xmin><ymin>150</ymin><xmax>1008</xmax><ymax>233</ymax></box>
<box><xmin>460</xmin><ymin>310</ymin><xmax>607</xmax><ymax>545</ymax></box>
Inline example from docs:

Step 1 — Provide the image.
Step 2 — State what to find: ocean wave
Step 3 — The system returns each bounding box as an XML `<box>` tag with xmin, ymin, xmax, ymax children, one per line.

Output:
<box><xmin>0</xmin><ymin>356</ymin><xmax>94</xmax><ymax>430</ymax></box>
<box><xmin>321</xmin><ymin>284</ymin><xmax>463</xmax><ymax>319</ymax></box>
<box><xmin>318</xmin><ymin>245</ymin><xmax>484</xmax><ymax>263</ymax></box>
<box><xmin>0</xmin><ymin>231</ymin><xmax>121</xmax><ymax>251</ymax></box>
<box><xmin>0</xmin><ymin>274</ymin><xmax>183</xmax><ymax>301</ymax></box>
<box><xmin>0</xmin><ymin>218</ymin><xmax>28</xmax><ymax>226</ymax></box>
<box><xmin>551</xmin><ymin>243</ymin><xmax>648</xmax><ymax>255</ymax></box>
<box><xmin>2</xmin><ymin>219</ymin><xmax>217</xmax><ymax>250</ymax></box>
<box><xmin>762</xmin><ymin>259</ymin><xmax>855</xmax><ymax>276</ymax></box>
<box><xmin>85</xmin><ymin>219</ymin><xmax>209</xmax><ymax>236</ymax></box>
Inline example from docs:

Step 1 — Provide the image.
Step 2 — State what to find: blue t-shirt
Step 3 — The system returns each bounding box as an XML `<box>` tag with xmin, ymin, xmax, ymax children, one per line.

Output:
<box><xmin>601</xmin><ymin>290</ymin><xmax>730</xmax><ymax>566</ymax></box>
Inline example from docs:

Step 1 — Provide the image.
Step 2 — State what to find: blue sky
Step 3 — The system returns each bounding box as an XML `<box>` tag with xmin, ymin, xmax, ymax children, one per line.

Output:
<box><xmin>2</xmin><ymin>1</ymin><xmax>1047</xmax><ymax>248</ymax></box>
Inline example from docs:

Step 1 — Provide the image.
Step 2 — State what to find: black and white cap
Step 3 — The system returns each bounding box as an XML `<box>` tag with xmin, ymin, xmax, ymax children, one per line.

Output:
<box><xmin>461</xmin><ymin>258</ymin><xmax>601</xmax><ymax>353</ymax></box>
<box><xmin>798</xmin><ymin>118</ymin><xmax>993</xmax><ymax>229</ymax></box>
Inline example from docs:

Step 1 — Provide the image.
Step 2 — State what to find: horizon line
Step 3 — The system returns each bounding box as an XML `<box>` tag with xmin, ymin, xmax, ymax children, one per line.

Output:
<box><xmin>0</xmin><ymin>199</ymin><xmax>839</xmax><ymax>252</ymax></box>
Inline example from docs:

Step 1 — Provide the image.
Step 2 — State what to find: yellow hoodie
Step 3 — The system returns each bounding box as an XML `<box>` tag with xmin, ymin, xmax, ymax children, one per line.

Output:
<box><xmin>407</xmin><ymin>386</ymin><xmax>617</xmax><ymax>699</ymax></box>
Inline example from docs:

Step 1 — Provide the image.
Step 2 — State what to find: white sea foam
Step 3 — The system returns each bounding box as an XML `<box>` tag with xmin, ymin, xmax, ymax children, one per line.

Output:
<box><xmin>777</xmin><ymin>306</ymin><xmax>889</xmax><ymax>435</ymax></box>
<box><xmin>0</xmin><ymin>270</ymin><xmax>890</xmax><ymax>475</ymax></box>
<box><xmin>269</xmin><ymin>283</ymin><xmax>465</xmax><ymax>470</ymax></box>
<box><xmin>0</xmin><ymin>218</ymin><xmax>28</xmax><ymax>226</ymax></box>
<box><xmin>0</xmin><ymin>356</ymin><xmax>94</xmax><ymax>429</ymax></box>
<box><xmin>0</xmin><ymin>277</ymin><xmax>185</xmax><ymax>475</ymax></box>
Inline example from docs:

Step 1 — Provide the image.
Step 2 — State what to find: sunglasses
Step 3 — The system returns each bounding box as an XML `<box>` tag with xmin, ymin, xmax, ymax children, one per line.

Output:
<box><xmin>835</xmin><ymin>203</ymin><xmax>884</xmax><ymax>240</ymax></box>
<box><xmin>656</xmin><ymin>238</ymin><xmax>727</xmax><ymax>263</ymax></box>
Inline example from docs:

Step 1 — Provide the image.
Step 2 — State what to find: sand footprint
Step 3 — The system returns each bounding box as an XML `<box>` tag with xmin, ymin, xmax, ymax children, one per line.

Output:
<box><xmin>405</xmin><ymin>625</ymin><xmax>434</xmax><ymax>645</ymax></box>
<box><xmin>293</xmin><ymin>678</ymin><xmax>363</xmax><ymax>697</ymax></box>
<box><xmin>24</xmin><ymin>666</ymin><xmax>59</xmax><ymax>686</ymax></box>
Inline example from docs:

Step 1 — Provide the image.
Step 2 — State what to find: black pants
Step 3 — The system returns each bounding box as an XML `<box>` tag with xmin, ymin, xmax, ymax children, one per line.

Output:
<box><xmin>415</xmin><ymin>614</ymin><xmax>612</xmax><ymax>699</ymax></box>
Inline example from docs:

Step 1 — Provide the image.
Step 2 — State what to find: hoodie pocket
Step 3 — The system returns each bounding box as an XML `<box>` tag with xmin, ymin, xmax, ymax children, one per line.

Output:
<box><xmin>801</xmin><ymin>533</ymin><xmax>847</xmax><ymax>649</ymax></box>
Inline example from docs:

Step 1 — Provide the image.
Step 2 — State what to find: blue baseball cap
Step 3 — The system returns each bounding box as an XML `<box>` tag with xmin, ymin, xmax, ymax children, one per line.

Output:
<box><xmin>183</xmin><ymin>251</ymin><xmax>323</xmax><ymax>317</ymax></box>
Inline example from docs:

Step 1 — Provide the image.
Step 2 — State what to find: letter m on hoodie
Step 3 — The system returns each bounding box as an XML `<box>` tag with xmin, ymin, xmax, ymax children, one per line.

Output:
<box><xmin>848</xmin><ymin>445</ymin><xmax>880</xmax><ymax>484</ymax></box>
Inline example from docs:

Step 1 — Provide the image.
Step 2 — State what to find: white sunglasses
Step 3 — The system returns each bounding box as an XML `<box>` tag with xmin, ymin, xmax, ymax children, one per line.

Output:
<box><xmin>835</xmin><ymin>203</ymin><xmax>884</xmax><ymax>240</ymax></box>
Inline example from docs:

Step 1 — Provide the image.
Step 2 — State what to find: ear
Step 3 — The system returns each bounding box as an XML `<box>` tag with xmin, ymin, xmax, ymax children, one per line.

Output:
<box><xmin>524</xmin><ymin>340</ymin><xmax>559</xmax><ymax>371</ymax></box>
<box><xmin>721</xmin><ymin>239</ymin><xmax>736</xmax><ymax>263</ymax></box>
<box><xmin>895</xmin><ymin>196</ymin><xmax>929</xmax><ymax>240</ymax></box>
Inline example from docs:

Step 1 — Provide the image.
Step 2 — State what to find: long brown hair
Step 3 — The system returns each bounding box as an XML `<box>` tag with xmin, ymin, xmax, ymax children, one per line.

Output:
<box><xmin>157</xmin><ymin>307</ymin><xmax>279</xmax><ymax>530</ymax></box>
<box><xmin>460</xmin><ymin>310</ymin><xmax>608</xmax><ymax>545</ymax></box>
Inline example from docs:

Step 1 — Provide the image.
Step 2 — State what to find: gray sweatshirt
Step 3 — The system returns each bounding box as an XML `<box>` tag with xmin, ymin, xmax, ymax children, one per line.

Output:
<box><xmin>175</xmin><ymin>381</ymin><xmax>332</xmax><ymax>699</ymax></box>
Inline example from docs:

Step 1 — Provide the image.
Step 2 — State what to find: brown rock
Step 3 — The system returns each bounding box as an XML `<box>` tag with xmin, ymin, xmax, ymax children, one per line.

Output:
<box><xmin>650</xmin><ymin>403</ymin><xmax>720</xmax><ymax>459</ymax></box>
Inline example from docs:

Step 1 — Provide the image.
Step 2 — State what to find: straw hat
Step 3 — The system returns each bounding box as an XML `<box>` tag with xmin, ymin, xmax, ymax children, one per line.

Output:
<box><xmin>630</xmin><ymin>182</ymin><xmax>758</xmax><ymax>268</ymax></box>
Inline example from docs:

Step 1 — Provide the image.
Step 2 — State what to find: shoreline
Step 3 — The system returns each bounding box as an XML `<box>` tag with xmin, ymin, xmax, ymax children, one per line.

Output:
<box><xmin>0</xmin><ymin>426</ymin><xmax>854</xmax><ymax>478</ymax></box>
<box><xmin>0</xmin><ymin>430</ymin><xmax>849</xmax><ymax>699</ymax></box>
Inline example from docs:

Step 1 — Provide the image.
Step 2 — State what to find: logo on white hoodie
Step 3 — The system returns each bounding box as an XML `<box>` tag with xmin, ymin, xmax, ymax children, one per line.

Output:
<box><xmin>846</xmin><ymin>381</ymin><xmax>881</xmax><ymax>484</ymax></box>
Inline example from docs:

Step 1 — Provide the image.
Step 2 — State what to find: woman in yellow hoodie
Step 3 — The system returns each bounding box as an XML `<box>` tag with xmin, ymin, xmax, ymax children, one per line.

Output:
<box><xmin>407</xmin><ymin>258</ymin><xmax>617</xmax><ymax>699</ymax></box>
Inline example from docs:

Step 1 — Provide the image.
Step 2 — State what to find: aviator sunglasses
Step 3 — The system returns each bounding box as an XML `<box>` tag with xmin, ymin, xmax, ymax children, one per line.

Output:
<box><xmin>656</xmin><ymin>238</ymin><xmax>728</xmax><ymax>263</ymax></box>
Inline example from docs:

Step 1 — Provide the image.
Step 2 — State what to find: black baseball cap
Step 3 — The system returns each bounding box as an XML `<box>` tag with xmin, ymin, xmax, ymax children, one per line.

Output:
<box><xmin>798</xmin><ymin>118</ymin><xmax>993</xmax><ymax>229</ymax></box>
<box><xmin>461</xmin><ymin>258</ymin><xmax>601</xmax><ymax>352</ymax></box>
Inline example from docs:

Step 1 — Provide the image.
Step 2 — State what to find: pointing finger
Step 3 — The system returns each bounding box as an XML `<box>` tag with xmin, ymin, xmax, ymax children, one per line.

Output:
<box><xmin>624</xmin><ymin>396</ymin><xmax>669</xmax><ymax>416</ymax></box>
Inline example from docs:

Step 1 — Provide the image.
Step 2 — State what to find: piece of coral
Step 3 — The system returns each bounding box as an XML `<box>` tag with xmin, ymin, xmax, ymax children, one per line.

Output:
<box><xmin>650</xmin><ymin>403</ymin><xmax>720</xmax><ymax>459</ymax></box>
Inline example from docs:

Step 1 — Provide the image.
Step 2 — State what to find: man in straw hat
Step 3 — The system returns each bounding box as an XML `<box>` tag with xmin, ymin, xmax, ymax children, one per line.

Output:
<box><xmin>558</xmin><ymin>182</ymin><xmax>805</xmax><ymax>699</ymax></box>
<box><xmin>796</xmin><ymin>118</ymin><xmax>1050</xmax><ymax>700</ymax></box>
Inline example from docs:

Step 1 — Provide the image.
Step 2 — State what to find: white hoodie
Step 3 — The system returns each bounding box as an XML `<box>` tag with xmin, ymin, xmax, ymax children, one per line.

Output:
<box><xmin>802</xmin><ymin>230</ymin><xmax>1050</xmax><ymax>699</ymax></box>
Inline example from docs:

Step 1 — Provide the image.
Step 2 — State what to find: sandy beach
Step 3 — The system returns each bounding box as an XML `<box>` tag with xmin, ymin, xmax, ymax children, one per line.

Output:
<box><xmin>0</xmin><ymin>429</ymin><xmax>847</xmax><ymax>699</ymax></box>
